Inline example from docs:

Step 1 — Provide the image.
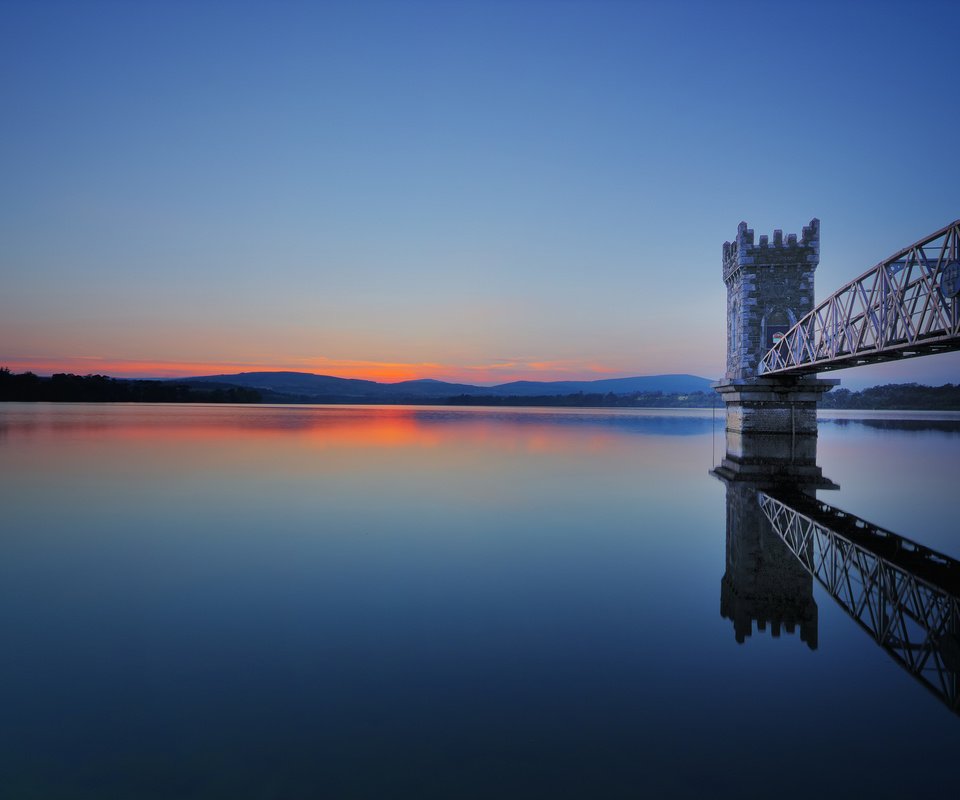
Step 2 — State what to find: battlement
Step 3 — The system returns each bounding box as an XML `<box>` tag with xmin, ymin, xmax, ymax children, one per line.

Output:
<box><xmin>723</xmin><ymin>218</ymin><xmax>820</xmax><ymax>281</ymax></box>
<box><xmin>720</xmin><ymin>217</ymin><xmax>821</xmax><ymax>383</ymax></box>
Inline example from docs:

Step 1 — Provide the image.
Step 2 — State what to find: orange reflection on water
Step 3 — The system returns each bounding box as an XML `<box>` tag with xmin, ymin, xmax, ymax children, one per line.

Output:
<box><xmin>1</xmin><ymin>405</ymin><xmax>441</xmax><ymax>447</ymax></box>
<box><xmin>0</xmin><ymin>404</ymin><xmax>711</xmax><ymax>488</ymax></box>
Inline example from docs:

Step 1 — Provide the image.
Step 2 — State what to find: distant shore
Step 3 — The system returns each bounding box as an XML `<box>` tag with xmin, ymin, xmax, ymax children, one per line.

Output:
<box><xmin>3</xmin><ymin>368</ymin><xmax>960</xmax><ymax>410</ymax></box>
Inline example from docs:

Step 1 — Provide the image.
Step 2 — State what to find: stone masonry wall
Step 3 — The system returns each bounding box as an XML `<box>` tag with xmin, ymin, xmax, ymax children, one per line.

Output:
<box><xmin>724</xmin><ymin>219</ymin><xmax>820</xmax><ymax>381</ymax></box>
<box><xmin>724</xmin><ymin>401</ymin><xmax>819</xmax><ymax>435</ymax></box>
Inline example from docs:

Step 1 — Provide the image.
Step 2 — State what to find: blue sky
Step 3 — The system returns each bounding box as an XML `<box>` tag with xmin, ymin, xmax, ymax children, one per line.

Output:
<box><xmin>2</xmin><ymin>0</ymin><xmax>958</xmax><ymax>386</ymax></box>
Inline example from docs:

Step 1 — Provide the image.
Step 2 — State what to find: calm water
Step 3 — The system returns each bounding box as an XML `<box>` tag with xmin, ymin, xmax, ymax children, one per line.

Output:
<box><xmin>1</xmin><ymin>403</ymin><xmax>957</xmax><ymax>799</ymax></box>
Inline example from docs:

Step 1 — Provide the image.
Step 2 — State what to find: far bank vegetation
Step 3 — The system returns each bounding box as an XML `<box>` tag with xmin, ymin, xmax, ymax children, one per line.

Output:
<box><xmin>2</xmin><ymin>369</ymin><xmax>959</xmax><ymax>410</ymax></box>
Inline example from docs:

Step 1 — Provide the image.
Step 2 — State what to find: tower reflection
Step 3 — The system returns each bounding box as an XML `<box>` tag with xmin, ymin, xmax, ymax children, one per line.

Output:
<box><xmin>713</xmin><ymin>426</ymin><xmax>960</xmax><ymax>714</ymax></box>
<box><xmin>712</xmin><ymin>431</ymin><xmax>834</xmax><ymax>649</ymax></box>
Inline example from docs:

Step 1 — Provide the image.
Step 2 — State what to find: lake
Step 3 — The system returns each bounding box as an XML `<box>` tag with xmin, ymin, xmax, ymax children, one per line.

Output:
<box><xmin>1</xmin><ymin>403</ymin><xmax>957</xmax><ymax>798</ymax></box>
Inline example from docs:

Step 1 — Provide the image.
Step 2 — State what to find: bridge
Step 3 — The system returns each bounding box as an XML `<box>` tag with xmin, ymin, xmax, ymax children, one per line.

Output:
<box><xmin>715</xmin><ymin>218</ymin><xmax>960</xmax><ymax>434</ymax></box>
<box><xmin>711</xmin><ymin>427</ymin><xmax>960</xmax><ymax>717</ymax></box>
<box><xmin>760</xmin><ymin>220</ymin><xmax>960</xmax><ymax>376</ymax></box>
<box><xmin>759</xmin><ymin>491</ymin><xmax>960</xmax><ymax>714</ymax></box>
<box><xmin>711</xmin><ymin>217</ymin><xmax>960</xmax><ymax>715</ymax></box>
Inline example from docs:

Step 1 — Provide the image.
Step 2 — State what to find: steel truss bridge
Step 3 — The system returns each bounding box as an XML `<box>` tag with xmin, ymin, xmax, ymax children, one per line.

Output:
<box><xmin>758</xmin><ymin>491</ymin><xmax>960</xmax><ymax>714</ymax></box>
<box><xmin>759</xmin><ymin>220</ymin><xmax>960</xmax><ymax>376</ymax></box>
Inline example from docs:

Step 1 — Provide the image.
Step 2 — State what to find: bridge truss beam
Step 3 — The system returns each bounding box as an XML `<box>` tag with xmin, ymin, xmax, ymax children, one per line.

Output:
<box><xmin>759</xmin><ymin>220</ymin><xmax>960</xmax><ymax>376</ymax></box>
<box><xmin>758</xmin><ymin>491</ymin><xmax>960</xmax><ymax>714</ymax></box>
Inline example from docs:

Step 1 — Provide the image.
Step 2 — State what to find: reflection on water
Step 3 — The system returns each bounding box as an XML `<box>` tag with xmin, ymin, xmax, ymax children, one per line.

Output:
<box><xmin>0</xmin><ymin>403</ymin><xmax>720</xmax><ymax>442</ymax></box>
<box><xmin>759</xmin><ymin>491</ymin><xmax>960</xmax><ymax>713</ymax></box>
<box><xmin>712</xmin><ymin>433</ymin><xmax>830</xmax><ymax>651</ymax></box>
<box><xmin>822</xmin><ymin>415</ymin><xmax>960</xmax><ymax>433</ymax></box>
<box><xmin>0</xmin><ymin>403</ymin><xmax>958</xmax><ymax>798</ymax></box>
<box><xmin>719</xmin><ymin>486</ymin><xmax>819</xmax><ymax>649</ymax></box>
<box><xmin>714</xmin><ymin>424</ymin><xmax>959</xmax><ymax>715</ymax></box>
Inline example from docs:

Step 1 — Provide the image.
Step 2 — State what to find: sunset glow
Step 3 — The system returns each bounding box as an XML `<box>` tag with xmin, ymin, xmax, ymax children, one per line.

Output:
<box><xmin>2</xmin><ymin>1</ymin><xmax>959</xmax><ymax>795</ymax></box>
<box><xmin>0</xmin><ymin>355</ymin><xmax>634</xmax><ymax>384</ymax></box>
<box><xmin>3</xmin><ymin>1</ymin><xmax>959</xmax><ymax>388</ymax></box>
<box><xmin>4</xmin><ymin>5</ymin><xmax>958</xmax><ymax>389</ymax></box>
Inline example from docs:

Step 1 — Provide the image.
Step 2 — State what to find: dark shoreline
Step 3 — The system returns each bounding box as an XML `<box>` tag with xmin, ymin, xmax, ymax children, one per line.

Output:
<box><xmin>3</xmin><ymin>368</ymin><xmax>960</xmax><ymax>410</ymax></box>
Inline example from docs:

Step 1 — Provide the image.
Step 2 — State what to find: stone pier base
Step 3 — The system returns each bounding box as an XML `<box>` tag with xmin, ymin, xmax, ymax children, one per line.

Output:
<box><xmin>713</xmin><ymin>378</ymin><xmax>838</xmax><ymax>435</ymax></box>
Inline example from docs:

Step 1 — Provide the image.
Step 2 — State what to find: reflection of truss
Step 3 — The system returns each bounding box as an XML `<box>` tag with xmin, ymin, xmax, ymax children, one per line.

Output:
<box><xmin>758</xmin><ymin>492</ymin><xmax>960</xmax><ymax>714</ymax></box>
<box><xmin>759</xmin><ymin>220</ymin><xmax>960</xmax><ymax>375</ymax></box>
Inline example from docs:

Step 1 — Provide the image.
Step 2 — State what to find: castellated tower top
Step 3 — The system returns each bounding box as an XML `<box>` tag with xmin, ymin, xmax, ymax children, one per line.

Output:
<box><xmin>723</xmin><ymin>218</ymin><xmax>820</xmax><ymax>283</ymax></box>
<box><xmin>716</xmin><ymin>216</ymin><xmax>835</xmax><ymax>433</ymax></box>
<box><xmin>721</xmin><ymin>218</ymin><xmax>821</xmax><ymax>387</ymax></box>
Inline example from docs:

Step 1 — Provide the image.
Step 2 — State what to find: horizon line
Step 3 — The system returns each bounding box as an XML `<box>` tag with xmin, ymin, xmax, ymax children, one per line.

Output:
<box><xmin>1</xmin><ymin>359</ymin><xmax>716</xmax><ymax>387</ymax></box>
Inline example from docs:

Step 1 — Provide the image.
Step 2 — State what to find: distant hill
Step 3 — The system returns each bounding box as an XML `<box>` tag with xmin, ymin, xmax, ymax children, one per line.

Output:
<box><xmin>180</xmin><ymin>371</ymin><xmax>715</xmax><ymax>401</ymax></box>
<box><xmin>181</xmin><ymin>371</ymin><xmax>490</xmax><ymax>400</ymax></box>
<box><xmin>6</xmin><ymin>368</ymin><xmax>959</xmax><ymax>409</ymax></box>
<box><xmin>183</xmin><ymin>371</ymin><xmax>377</xmax><ymax>397</ymax></box>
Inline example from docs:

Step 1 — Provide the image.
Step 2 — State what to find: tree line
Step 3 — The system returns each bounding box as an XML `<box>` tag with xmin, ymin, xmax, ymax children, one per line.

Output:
<box><xmin>0</xmin><ymin>369</ymin><xmax>262</xmax><ymax>403</ymax></box>
<box><xmin>3</xmin><ymin>367</ymin><xmax>959</xmax><ymax>409</ymax></box>
<box><xmin>819</xmin><ymin>383</ymin><xmax>960</xmax><ymax>410</ymax></box>
<box><xmin>446</xmin><ymin>384</ymin><xmax>960</xmax><ymax>409</ymax></box>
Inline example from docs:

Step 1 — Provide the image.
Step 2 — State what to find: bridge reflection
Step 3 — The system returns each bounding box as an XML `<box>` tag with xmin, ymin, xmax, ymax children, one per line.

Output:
<box><xmin>712</xmin><ymin>427</ymin><xmax>960</xmax><ymax>715</ymax></box>
<box><xmin>760</xmin><ymin>490</ymin><xmax>960</xmax><ymax>714</ymax></box>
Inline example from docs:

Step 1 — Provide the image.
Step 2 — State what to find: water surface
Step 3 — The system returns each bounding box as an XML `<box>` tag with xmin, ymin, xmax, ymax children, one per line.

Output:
<box><xmin>1</xmin><ymin>403</ymin><xmax>957</xmax><ymax>798</ymax></box>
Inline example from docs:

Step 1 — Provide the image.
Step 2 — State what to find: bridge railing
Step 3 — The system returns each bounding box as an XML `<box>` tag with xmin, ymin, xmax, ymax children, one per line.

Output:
<box><xmin>759</xmin><ymin>220</ymin><xmax>960</xmax><ymax>376</ymax></box>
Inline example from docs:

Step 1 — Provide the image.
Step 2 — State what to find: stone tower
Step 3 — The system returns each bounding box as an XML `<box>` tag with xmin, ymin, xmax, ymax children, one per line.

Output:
<box><xmin>715</xmin><ymin>219</ymin><xmax>836</xmax><ymax>434</ymax></box>
<box><xmin>723</xmin><ymin>219</ymin><xmax>820</xmax><ymax>381</ymax></box>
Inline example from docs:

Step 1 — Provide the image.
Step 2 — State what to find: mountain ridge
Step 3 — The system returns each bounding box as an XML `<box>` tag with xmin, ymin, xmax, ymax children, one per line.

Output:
<box><xmin>179</xmin><ymin>371</ymin><xmax>715</xmax><ymax>399</ymax></box>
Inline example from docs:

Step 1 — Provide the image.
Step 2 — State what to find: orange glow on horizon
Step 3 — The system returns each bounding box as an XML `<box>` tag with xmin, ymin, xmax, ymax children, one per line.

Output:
<box><xmin>0</xmin><ymin>355</ymin><xmax>644</xmax><ymax>385</ymax></box>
